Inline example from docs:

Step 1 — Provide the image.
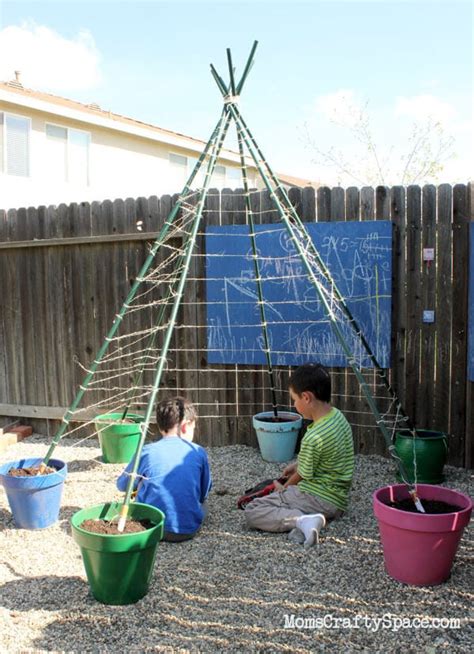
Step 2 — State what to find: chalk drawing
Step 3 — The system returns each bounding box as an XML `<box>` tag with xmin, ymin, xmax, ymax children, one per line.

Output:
<box><xmin>205</xmin><ymin>220</ymin><xmax>392</xmax><ymax>367</ymax></box>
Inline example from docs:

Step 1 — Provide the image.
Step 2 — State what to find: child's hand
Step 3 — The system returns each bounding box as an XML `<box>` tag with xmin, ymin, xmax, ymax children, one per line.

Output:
<box><xmin>273</xmin><ymin>479</ymin><xmax>285</xmax><ymax>492</ymax></box>
<box><xmin>282</xmin><ymin>462</ymin><xmax>297</xmax><ymax>477</ymax></box>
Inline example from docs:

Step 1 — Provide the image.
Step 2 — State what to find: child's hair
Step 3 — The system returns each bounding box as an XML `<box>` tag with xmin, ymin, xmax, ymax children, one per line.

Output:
<box><xmin>156</xmin><ymin>396</ymin><xmax>198</xmax><ymax>432</ymax></box>
<box><xmin>289</xmin><ymin>363</ymin><xmax>331</xmax><ymax>402</ymax></box>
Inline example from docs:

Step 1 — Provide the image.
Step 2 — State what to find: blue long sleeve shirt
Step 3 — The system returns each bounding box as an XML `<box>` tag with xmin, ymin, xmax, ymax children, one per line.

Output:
<box><xmin>116</xmin><ymin>437</ymin><xmax>212</xmax><ymax>535</ymax></box>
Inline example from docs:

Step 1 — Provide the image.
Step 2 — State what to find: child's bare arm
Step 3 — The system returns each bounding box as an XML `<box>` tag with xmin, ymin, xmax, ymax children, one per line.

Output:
<box><xmin>283</xmin><ymin>470</ymin><xmax>302</xmax><ymax>487</ymax></box>
<box><xmin>282</xmin><ymin>461</ymin><xmax>297</xmax><ymax>476</ymax></box>
<box><xmin>273</xmin><ymin>470</ymin><xmax>302</xmax><ymax>491</ymax></box>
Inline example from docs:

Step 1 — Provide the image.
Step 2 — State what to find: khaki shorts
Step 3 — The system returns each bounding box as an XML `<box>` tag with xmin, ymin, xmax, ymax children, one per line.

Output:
<box><xmin>244</xmin><ymin>485</ymin><xmax>343</xmax><ymax>533</ymax></box>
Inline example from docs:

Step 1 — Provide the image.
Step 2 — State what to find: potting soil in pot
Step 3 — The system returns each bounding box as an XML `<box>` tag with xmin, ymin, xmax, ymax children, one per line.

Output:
<box><xmin>387</xmin><ymin>499</ymin><xmax>462</xmax><ymax>514</ymax></box>
<box><xmin>7</xmin><ymin>465</ymin><xmax>56</xmax><ymax>477</ymax></box>
<box><xmin>80</xmin><ymin>518</ymin><xmax>156</xmax><ymax>535</ymax></box>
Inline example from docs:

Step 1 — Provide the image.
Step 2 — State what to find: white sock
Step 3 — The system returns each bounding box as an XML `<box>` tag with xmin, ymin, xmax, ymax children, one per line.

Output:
<box><xmin>295</xmin><ymin>514</ymin><xmax>326</xmax><ymax>551</ymax></box>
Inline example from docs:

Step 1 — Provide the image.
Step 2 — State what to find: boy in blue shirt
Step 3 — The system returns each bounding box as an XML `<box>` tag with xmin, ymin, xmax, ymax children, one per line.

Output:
<box><xmin>117</xmin><ymin>397</ymin><xmax>212</xmax><ymax>542</ymax></box>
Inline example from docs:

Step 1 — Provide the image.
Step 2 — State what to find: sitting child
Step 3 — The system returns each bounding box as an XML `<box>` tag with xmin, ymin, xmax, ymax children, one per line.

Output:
<box><xmin>244</xmin><ymin>363</ymin><xmax>354</xmax><ymax>551</ymax></box>
<box><xmin>117</xmin><ymin>396</ymin><xmax>212</xmax><ymax>542</ymax></box>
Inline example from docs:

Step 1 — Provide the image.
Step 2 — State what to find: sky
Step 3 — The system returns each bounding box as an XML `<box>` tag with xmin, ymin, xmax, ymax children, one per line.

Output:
<box><xmin>0</xmin><ymin>0</ymin><xmax>472</xmax><ymax>186</ymax></box>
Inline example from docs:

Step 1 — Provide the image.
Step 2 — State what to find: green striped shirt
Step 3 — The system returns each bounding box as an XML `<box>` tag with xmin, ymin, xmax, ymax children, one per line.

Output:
<box><xmin>297</xmin><ymin>408</ymin><xmax>354</xmax><ymax>511</ymax></box>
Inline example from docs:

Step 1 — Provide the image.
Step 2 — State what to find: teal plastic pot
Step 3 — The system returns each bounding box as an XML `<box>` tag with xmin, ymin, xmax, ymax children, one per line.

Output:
<box><xmin>253</xmin><ymin>411</ymin><xmax>302</xmax><ymax>462</ymax></box>
<box><xmin>94</xmin><ymin>413</ymin><xmax>144</xmax><ymax>463</ymax></box>
<box><xmin>71</xmin><ymin>502</ymin><xmax>164</xmax><ymax>605</ymax></box>
<box><xmin>394</xmin><ymin>429</ymin><xmax>448</xmax><ymax>484</ymax></box>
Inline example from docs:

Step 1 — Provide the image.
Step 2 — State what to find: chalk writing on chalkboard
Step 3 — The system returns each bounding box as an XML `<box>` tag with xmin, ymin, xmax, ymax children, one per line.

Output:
<box><xmin>205</xmin><ymin>221</ymin><xmax>392</xmax><ymax>367</ymax></box>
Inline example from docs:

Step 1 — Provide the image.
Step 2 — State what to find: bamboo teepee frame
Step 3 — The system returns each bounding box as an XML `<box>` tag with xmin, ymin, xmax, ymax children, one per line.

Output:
<box><xmin>41</xmin><ymin>42</ymin><xmax>423</xmax><ymax>526</ymax></box>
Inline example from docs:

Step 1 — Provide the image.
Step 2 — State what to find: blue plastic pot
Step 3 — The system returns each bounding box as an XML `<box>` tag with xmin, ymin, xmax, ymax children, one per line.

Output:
<box><xmin>0</xmin><ymin>457</ymin><xmax>67</xmax><ymax>529</ymax></box>
<box><xmin>253</xmin><ymin>411</ymin><xmax>302</xmax><ymax>462</ymax></box>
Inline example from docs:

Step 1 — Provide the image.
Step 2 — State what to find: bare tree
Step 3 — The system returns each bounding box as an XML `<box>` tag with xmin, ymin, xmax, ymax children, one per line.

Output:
<box><xmin>303</xmin><ymin>98</ymin><xmax>455</xmax><ymax>187</ymax></box>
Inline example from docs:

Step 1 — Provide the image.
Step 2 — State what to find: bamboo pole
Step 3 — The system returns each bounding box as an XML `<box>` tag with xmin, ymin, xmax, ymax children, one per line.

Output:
<box><xmin>117</xmin><ymin>109</ymin><xmax>234</xmax><ymax>530</ymax></box>
<box><xmin>119</xmin><ymin>251</ymin><xmax>186</xmax><ymax>420</ymax></box>
<box><xmin>236</xmin><ymin>41</ymin><xmax>258</xmax><ymax>94</ymax></box>
<box><xmin>40</xmin><ymin>108</ymin><xmax>229</xmax><ymax>469</ymax></box>
<box><xmin>226</xmin><ymin>48</ymin><xmax>237</xmax><ymax>97</ymax></box>
<box><xmin>234</xmin><ymin>114</ymin><xmax>279</xmax><ymax>417</ymax></box>
<box><xmin>223</xmin><ymin>46</ymin><xmax>278</xmax><ymax>416</ymax></box>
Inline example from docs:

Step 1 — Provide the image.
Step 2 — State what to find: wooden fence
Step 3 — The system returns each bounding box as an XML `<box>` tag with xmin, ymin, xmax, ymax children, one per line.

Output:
<box><xmin>0</xmin><ymin>184</ymin><xmax>472</xmax><ymax>468</ymax></box>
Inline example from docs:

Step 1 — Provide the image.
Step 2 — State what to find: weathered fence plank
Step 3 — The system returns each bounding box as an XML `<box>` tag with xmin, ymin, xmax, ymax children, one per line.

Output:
<box><xmin>419</xmin><ymin>185</ymin><xmax>437</xmax><ymax>430</ymax></box>
<box><xmin>359</xmin><ymin>186</ymin><xmax>378</xmax><ymax>455</ymax></box>
<box><xmin>435</xmin><ymin>185</ymin><xmax>453</xmax><ymax>436</ymax></box>
<box><xmin>390</xmin><ymin>186</ymin><xmax>407</xmax><ymax>419</ymax></box>
<box><xmin>467</xmin><ymin>183</ymin><xmax>474</xmax><ymax>469</ymax></box>
<box><xmin>451</xmin><ymin>184</ymin><xmax>470</xmax><ymax>465</ymax></box>
<box><xmin>373</xmin><ymin>186</ymin><xmax>391</xmax><ymax>455</ymax></box>
<box><xmin>405</xmin><ymin>186</ymin><xmax>422</xmax><ymax>425</ymax></box>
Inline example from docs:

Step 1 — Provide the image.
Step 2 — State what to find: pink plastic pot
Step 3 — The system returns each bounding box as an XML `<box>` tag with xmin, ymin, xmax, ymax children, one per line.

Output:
<box><xmin>373</xmin><ymin>484</ymin><xmax>472</xmax><ymax>586</ymax></box>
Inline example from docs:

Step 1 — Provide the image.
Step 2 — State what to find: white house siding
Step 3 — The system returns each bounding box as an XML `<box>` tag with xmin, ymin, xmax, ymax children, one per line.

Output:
<box><xmin>0</xmin><ymin>94</ymin><xmax>258</xmax><ymax>211</ymax></box>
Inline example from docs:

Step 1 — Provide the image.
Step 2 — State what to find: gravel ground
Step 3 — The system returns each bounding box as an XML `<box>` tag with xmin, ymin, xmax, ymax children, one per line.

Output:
<box><xmin>0</xmin><ymin>434</ymin><xmax>472</xmax><ymax>653</ymax></box>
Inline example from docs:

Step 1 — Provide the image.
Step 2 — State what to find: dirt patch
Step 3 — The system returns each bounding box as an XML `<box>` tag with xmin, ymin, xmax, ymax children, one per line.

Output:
<box><xmin>388</xmin><ymin>499</ymin><xmax>462</xmax><ymax>514</ymax></box>
<box><xmin>80</xmin><ymin>518</ymin><xmax>156</xmax><ymax>534</ymax></box>
<box><xmin>8</xmin><ymin>465</ymin><xmax>56</xmax><ymax>477</ymax></box>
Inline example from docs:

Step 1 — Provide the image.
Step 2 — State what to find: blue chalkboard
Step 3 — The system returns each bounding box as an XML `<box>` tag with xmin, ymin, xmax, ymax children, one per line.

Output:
<box><xmin>468</xmin><ymin>223</ymin><xmax>474</xmax><ymax>381</ymax></box>
<box><xmin>205</xmin><ymin>221</ymin><xmax>392</xmax><ymax>367</ymax></box>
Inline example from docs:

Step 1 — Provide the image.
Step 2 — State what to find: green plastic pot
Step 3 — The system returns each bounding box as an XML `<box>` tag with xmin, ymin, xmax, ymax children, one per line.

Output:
<box><xmin>394</xmin><ymin>429</ymin><xmax>448</xmax><ymax>484</ymax></box>
<box><xmin>71</xmin><ymin>502</ymin><xmax>164</xmax><ymax>605</ymax></box>
<box><xmin>94</xmin><ymin>413</ymin><xmax>144</xmax><ymax>463</ymax></box>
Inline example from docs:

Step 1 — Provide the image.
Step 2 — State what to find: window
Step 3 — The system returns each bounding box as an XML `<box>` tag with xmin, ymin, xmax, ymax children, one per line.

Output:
<box><xmin>45</xmin><ymin>123</ymin><xmax>90</xmax><ymax>184</ymax></box>
<box><xmin>213</xmin><ymin>164</ymin><xmax>226</xmax><ymax>188</ymax></box>
<box><xmin>170</xmin><ymin>153</ymin><xmax>209</xmax><ymax>189</ymax></box>
<box><xmin>45</xmin><ymin>124</ymin><xmax>67</xmax><ymax>181</ymax></box>
<box><xmin>169</xmin><ymin>152</ymin><xmax>245</xmax><ymax>190</ymax></box>
<box><xmin>0</xmin><ymin>112</ymin><xmax>30</xmax><ymax>176</ymax></box>
<box><xmin>227</xmin><ymin>166</ymin><xmax>243</xmax><ymax>188</ymax></box>
<box><xmin>188</xmin><ymin>156</ymin><xmax>205</xmax><ymax>188</ymax></box>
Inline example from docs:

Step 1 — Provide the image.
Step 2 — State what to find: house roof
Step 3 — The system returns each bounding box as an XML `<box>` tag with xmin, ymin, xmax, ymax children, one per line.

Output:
<box><xmin>0</xmin><ymin>78</ymin><xmax>223</xmax><ymax>155</ymax></box>
<box><xmin>0</xmin><ymin>77</ymin><xmax>321</xmax><ymax>185</ymax></box>
<box><xmin>277</xmin><ymin>172</ymin><xmax>320</xmax><ymax>189</ymax></box>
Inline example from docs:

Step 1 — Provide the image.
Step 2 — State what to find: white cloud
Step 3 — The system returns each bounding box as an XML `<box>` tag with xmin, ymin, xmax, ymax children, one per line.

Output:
<box><xmin>311</xmin><ymin>88</ymin><xmax>364</xmax><ymax>127</ymax></box>
<box><xmin>394</xmin><ymin>94</ymin><xmax>457</xmax><ymax>125</ymax></box>
<box><xmin>0</xmin><ymin>22</ymin><xmax>102</xmax><ymax>92</ymax></box>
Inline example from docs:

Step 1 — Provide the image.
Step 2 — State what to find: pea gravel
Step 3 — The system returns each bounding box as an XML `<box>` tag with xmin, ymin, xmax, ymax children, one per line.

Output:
<box><xmin>0</xmin><ymin>434</ymin><xmax>472</xmax><ymax>653</ymax></box>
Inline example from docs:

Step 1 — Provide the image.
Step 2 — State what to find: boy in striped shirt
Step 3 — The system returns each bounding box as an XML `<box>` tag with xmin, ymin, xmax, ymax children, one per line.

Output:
<box><xmin>244</xmin><ymin>363</ymin><xmax>354</xmax><ymax>550</ymax></box>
